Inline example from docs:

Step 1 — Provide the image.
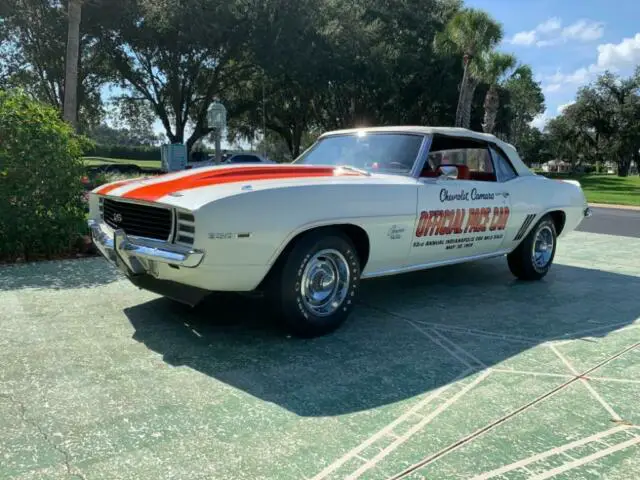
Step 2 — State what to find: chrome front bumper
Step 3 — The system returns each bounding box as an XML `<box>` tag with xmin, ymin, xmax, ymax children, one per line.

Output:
<box><xmin>88</xmin><ymin>219</ymin><xmax>205</xmax><ymax>276</ymax></box>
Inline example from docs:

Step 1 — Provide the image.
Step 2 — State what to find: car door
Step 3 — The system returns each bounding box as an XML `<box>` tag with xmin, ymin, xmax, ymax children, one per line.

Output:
<box><xmin>410</xmin><ymin>139</ymin><xmax>514</xmax><ymax>266</ymax></box>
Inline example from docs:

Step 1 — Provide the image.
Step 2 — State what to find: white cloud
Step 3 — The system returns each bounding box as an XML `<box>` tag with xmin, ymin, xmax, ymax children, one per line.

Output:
<box><xmin>536</xmin><ymin>39</ymin><xmax>562</xmax><ymax>47</ymax></box>
<box><xmin>538</xmin><ymin>17</ymin><xmax>562</xmax><ymax>34</ymax></box>
<box><xmin>596</xmin><ymin>33</ymin><xmax>640</xmax><ymax>69</ymax></box>
<box><xmin>557</xmin><ymin>102</ymin><xmax>575</xmax><ymax>114</ymax></box>
<box><xmin>537</xmin><ymin>32</ymin><xmax>640</xmax><ymax>126</ymax></box>
<box><xmin>543</xmin><ymin>83</ymin><xmax>562</xmax><ymax>93</ymax></box>
<box><xmin>511</xmin><ymin>30</ymin><xmax>537</xmax><ymax>46</ymax></box>
<box><xmin>530</xmin><ymin>111</ymin><xmax>551</xmax><ymax>130</ymax></box>
<box><xmin>509</xmin><ymin>18</ymin><xmax>604</xmax><ymax>48</ymax></box>
<box><xmin>544</xmin><ymin>64</ymin><xmax>604</xmax><ymax>88</ymax></box>
<box><xmin>561</xmin><ymin>20</ymin><xmax>604</xmax><ymax>42</ymax></box>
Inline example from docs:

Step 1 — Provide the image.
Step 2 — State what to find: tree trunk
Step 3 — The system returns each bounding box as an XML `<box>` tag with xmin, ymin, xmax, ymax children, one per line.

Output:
<box><xmin>617</xmin><ymin>157</ymin><xmax>631</xmax><ymax>177</ymax></box>
<box><xmin>455</xmin><ymin>57</ymin><xmax>471</xmax><ymax>127</ymax></box>
<box><xmin>63</xmin><ymin>0</ymin><xmax>82</xmax><ymax>129</ymax></box>
<box><xmin>292</xmin><ymin>122</ymin><xmax>304</xmax><ymax>158</ymax></box>
<box><xmin>482</xmin><ymin>85</ymin><xmax>499</xmax><ymax>134</ymax></box>
<box><xmin>461</xmin><ymin>77</ymin><xmax>479</xmax><ymax>130</ymax></box>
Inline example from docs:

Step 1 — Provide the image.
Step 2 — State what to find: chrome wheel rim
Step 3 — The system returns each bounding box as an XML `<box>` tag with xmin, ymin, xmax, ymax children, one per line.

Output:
<box><xmin>300</xmin><ymin>249</ymin><xmax>350</xmax><ymax>317</ymax></box>
<box><xmin>532</xmin><ymin>225</ymin><xmax>554</xmax><ymax>270</ymax></box>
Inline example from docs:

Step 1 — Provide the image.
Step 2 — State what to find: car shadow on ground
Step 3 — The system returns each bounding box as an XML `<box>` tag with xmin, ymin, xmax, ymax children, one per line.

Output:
<box><xmin>124</xmin><ymin>259</ymin><xmax>639</xmax><ymax>417</ymax></box>
<box><xmin>0</xmin><ymin>257</ymin><xmax>121</xmax><ymax>290</ymax></box>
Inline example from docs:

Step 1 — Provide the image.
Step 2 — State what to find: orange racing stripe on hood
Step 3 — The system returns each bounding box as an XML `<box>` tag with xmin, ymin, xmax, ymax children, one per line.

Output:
<box><xmin>94</xmin><ymin>178</ymin><xmax>140</xmax><ymax>195</ymax></box>
<box><xmin>119</xmin><ymin>166</ymin><xmax>365</xmax><ymax>202</ymax></box>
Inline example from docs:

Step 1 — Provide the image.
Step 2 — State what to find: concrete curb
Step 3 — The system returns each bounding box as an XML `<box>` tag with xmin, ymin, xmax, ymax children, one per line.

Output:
<box><xmin>588</xmin><ymin>203</ymin><xmax>640</xmax><ymax>211</ymax></box>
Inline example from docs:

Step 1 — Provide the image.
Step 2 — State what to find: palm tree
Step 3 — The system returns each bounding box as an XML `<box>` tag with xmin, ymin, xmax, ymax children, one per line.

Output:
<box><xmin>474</xmin><ymin>51</ymin><xmax>516</xmax><ymax>134</ymax></box>
<box><xmin>63</xmin><ymin>0</ymin><xmax>82</xmax><ymax>129</ymax></box>
<box><xmin>436</xmin><ymin>8</ymin><xmax>503</xmax><ymax>128</ymax></box>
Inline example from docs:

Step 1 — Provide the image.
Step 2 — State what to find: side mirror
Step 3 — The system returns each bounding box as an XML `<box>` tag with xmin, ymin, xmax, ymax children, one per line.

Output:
<box><xmin>438</xmin><ymin>165</ymin><xmax>458</xmax><ymax>180</ymax></box>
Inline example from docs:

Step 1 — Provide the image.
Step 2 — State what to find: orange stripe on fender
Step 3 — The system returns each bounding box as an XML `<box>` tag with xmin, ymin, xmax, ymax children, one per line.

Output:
<box><xmin>121</xmin><ymin>166</ymin><xmax>364</xmax><ymax>202</ymax></box>
<box><xmin>95</xmin><ymin>178</ymin><xmax>139</xmax><ymax>195</ymax></box>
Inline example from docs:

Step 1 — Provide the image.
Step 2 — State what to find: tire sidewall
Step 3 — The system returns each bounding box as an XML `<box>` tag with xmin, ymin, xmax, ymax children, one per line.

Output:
<box><xmin>281</xmin><ymin>232</ymin><xmax>361</xmax><ymax>334</ymax></box>
<box><xmin>529</xmin><ymin>217</ymin><xmax>557</xmax><ymax>275</ymax></box>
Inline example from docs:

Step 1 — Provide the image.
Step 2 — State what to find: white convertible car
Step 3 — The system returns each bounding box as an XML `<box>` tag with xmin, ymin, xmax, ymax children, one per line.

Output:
<box><xmin>88</xmin><ymin>126</ymin><xmax>591</xmax><ymax>337</ymax></box>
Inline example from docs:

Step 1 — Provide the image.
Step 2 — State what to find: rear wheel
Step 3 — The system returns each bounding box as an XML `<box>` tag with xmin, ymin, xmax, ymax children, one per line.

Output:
<box><xmin>267</xmin><ymin>229</ymin><xmax>361</xmax><ymax>338</ymax></box>
<box><xmin>507</xmin><ymin>215</ymin><xmax>557</xmax><ymax>281</ymax></box>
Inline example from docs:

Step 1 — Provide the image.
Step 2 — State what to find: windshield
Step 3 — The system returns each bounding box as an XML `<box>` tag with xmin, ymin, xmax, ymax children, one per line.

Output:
<box><xmin>293</xmin><ymin>132</ymin><xmax>425</xmax><ymax>175</ymax></box>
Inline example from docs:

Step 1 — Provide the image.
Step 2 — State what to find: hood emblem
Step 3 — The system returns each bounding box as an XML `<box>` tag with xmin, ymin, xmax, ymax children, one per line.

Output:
<box><xmin>241</xmin><ymin>185</ymin><xmax>253</xmax><ymax>191</ymax></box>
<box><xmin>169</xmin><ymin>191</ymin><xmax>184</xmax><ymax>197</ymax></box>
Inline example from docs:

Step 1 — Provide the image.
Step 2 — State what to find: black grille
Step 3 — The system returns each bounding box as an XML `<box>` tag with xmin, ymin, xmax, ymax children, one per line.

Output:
<box><xmin>102</xmin><ymin>198</ymin><xmax>172</xmax><ymax>240</ymax></box>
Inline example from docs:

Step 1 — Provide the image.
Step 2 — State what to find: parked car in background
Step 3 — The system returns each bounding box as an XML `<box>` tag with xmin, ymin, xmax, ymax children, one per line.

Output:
<box><xmin>88</xmin><ymin>126</ymin><xmax>591</xmax><ymax>337</ymax></box>
<box><xmin>186</xmin><ymin>151</ymin><xmax>274</xmax><ymax>170</ymax></box>
<box><xmin>222</xmin><ymin>152</ymin><xmax>274</xmax><ymax>164</ymax></box>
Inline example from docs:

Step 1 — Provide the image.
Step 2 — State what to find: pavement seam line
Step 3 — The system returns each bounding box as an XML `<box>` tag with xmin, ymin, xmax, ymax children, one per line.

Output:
<box><xmin>309</xmin><ymin>368</ymin><xmax>474</xmax><ymax>480</ymax></box>
<box><xmin>401</xmin><ymin>316</ymin><xmax>540</xmax><ymax>344</ymax></box>
<box><xmin>366</xmin><ymin>302</ymin><xmax>637</xmax><ymax>349</ymax></box>
<box><xmin>491</xmin><ymin>369</ymin><xmax>574</xmax><ymax>380</ymax></box>
<box><xmin>583</xmin><ymin>376</ymin><xmax>640</xmax><ymax>385</ymax></box>
<box><xmin>429</xmin><ymin>328</ymin><xmax>489</xmax><ymax>369</ymax></box>
<box><xmin>0</xmin><ymin>393</ymin><xmax>86</xmax><ymax>480</ymax></box>
<box><xmin>528</xmin><ymin>436</ymin><xmax>640</xmax><ymax>480</ymax></box>
<box><xmin>549</xmin><ymin>344</ymin><xmax>622</xmax><ymax>421</ymax></box>
<box><xmin>408</xmin><ymin>322</ymin><xmax>478</xmax><ymax>370</ymax></box>
<box><xmin>468</xmin><ymin>425</ymin><xmax>630</xmax><ymax>479</ymax></box>
<box><xmin>343</xmin><ymin>370</ymin><xmax>492</xmax><ymax>480</ymax></box>
<box><xmin>387</xmin><ymin>341</ymin><xmax>640</xmax><ymax>480</ymax></box>
<box><xmin>547</xmin><ymin>321</ymin><xmax>640</xmax><ymax>345</ymax></box>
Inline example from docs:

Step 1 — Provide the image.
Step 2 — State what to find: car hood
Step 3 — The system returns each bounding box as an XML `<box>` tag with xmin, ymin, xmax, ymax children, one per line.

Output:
<box><xmin>93</xmin><ymin>164</ymin><xmax>417</xmax><ymax>210</ymax></box>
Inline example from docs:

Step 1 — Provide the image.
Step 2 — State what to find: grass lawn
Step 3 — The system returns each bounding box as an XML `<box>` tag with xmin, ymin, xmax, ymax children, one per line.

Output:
<box><xmin>572</xmin><ymin>174</ymin><xmax>640</xmax><ymax>206</ymax></box>
<box><xmin>83</xmin><ymin>156</ymin><xmax>162</xmax><ymax>170</ymax></box>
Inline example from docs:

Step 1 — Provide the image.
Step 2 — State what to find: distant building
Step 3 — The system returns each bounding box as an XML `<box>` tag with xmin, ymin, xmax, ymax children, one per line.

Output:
<box><xmin>541</xmin><ymin>160</ymin><xmax>572</xmax><ymax>173</ymax></box>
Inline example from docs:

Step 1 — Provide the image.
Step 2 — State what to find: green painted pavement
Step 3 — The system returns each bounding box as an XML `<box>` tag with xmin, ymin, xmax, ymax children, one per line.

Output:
<box><xmin>0</xmin><ymin>231</ymin><xmax>639</xmax><ymax>479</ymax></box>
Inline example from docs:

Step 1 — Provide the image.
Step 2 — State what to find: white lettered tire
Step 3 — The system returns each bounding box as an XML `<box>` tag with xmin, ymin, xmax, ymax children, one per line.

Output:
<box><xmin>268</xmin><ymin>228</ymin><xmax>361</xmax><ymax>337</ymax></box>
<box><xmin>507</xmin><ymin>214</ymin><xmax>557</xmax><ymax>281</ymax></box>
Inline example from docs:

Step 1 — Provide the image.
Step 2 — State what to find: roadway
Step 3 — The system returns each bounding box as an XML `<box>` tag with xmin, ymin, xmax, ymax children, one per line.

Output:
<box><xmin>577</xmin><ymin>206</ymin><xmax>640</xmax><ymax>238</ymax></box>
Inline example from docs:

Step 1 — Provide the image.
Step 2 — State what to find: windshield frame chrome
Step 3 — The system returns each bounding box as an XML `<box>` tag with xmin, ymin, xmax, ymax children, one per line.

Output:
<box><xmin>292</xmin><ymin>131</ymin><xmax>431</xmax><ymax>177</ymax></box>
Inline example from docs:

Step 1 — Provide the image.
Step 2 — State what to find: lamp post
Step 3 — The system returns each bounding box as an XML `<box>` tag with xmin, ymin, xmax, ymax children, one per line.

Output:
<box><xmin>207</xmin><ymin>100</ymin><xmax>227</xmax><ymax>164</ymax></box>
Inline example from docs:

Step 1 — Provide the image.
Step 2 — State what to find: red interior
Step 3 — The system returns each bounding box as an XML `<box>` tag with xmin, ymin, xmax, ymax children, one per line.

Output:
<box><xmin>420</xmin><ymin>164</ymin><xmax>496</xmax><ymax>182</ymax></box>
<box><xmin>469</xmin><ymin>171</ymin><xmax>497</xmax><ymax>182</ymax></box>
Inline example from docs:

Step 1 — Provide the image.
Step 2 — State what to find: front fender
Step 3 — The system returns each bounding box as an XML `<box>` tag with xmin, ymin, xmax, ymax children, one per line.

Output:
<box><xmin>192</xmin><ymin>183</ymin><xmax>416</xmax><ymax>270</ymax></box>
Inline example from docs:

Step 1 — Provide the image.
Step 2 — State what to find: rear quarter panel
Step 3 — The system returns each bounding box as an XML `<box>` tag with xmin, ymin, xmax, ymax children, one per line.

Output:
<box><xmin>503</xmin><ymin>174</ymin><xmax>587</xmax><ymax>251</ymax></box>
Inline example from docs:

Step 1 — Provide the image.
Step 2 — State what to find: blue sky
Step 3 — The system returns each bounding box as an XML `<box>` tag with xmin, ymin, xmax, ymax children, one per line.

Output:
<box><xmin>466</xmin><ymin>0</ymin><xmax>640</xmax><ymax>129</ymax></box>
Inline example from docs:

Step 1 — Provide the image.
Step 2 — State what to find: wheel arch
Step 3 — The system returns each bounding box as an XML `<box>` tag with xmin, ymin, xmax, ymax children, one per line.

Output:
<box><xmin>258</xmin><ymin>222</ymin><xmax>371</xmax><ymax>290</ymax></box>
<box><xmin>547</xmin><ymin>209</ymin><xmax>567</xmax><ymax>236</ymax></box>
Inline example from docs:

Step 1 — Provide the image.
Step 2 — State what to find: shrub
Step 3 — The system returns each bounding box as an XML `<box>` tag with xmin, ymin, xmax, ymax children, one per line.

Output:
<box><xmin>0</xmin><ymin>90</ymin><xmax>87</xmax><ymax>261</ymax></box>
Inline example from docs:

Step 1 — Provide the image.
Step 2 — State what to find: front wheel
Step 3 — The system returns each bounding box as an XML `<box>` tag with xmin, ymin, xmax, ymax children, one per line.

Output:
<box><xmin>267</xmin><ymin>229</ymin><xmax>361</xmax><ymax>338</ymax></box>
<box><xmin>507</xmin><ymin>215</ymin><xmax>557</xmax><ymax>281</ymax></box>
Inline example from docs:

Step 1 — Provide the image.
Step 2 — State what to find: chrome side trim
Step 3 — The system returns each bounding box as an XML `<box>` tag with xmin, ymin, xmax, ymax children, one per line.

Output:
<box><xmin>361</xmin><ymin>250</ymin><xmax>510</xmax><ymax>279</ymax></box>
<box><xmin>89</xmin><ymin>219</ymin><xmax>204</xmax><ymax>272</ymax></box>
